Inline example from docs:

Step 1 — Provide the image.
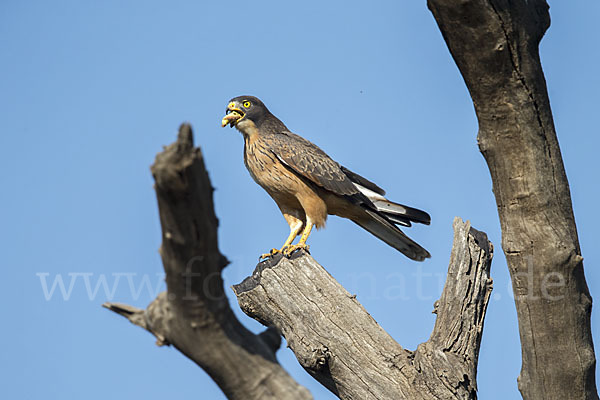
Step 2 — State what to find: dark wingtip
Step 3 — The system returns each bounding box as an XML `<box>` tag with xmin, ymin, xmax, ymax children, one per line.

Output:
<box><xmin>404</xmin><ymin>206</ymin><xmax>431</xmax><ymax>225</ymax></box>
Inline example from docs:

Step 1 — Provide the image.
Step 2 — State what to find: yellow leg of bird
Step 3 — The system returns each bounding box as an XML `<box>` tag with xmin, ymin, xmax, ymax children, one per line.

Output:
<box><xmin>280</xmin><ymin>227</ymin><xmax>300</xmax><ymax>249</ymax></box>
<box><xmin>259</xmin><ymin>219</ymin><xmax>304</xmax><ymax>260</ymax></box>
<box><xmin>283</xmin><ymin>221</ymin><xmax>313</xmax><ymax>257</ymax></box>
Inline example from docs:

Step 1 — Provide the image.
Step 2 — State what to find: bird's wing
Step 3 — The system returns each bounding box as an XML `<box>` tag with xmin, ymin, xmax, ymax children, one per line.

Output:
<box><xmin>340</xmin><ymin>166</ymin><xmax>386</xmax><ymax>196</ymax></box>
<box><xmin>269</xmin><ymin>131</ymin><xmax>430</xmax><ymax>224</ymax></box>
<box><xmin>268</xmin><ymin>132</ymin><xmax>361</xmax><ymax>197</ymax></box>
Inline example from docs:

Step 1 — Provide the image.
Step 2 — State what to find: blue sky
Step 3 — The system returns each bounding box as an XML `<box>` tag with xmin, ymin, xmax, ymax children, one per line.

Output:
<box><xmin>1</xmin><ymin>1</ymin><xmax>598</xmax><ymax>399</ymax></box>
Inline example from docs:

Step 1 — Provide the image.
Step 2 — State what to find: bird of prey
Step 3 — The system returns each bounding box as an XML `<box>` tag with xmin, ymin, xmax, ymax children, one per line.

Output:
<box><xmin>221</xmin><ymin>96</ymin><xmax>431</xmax><ymax>261</ymax></box>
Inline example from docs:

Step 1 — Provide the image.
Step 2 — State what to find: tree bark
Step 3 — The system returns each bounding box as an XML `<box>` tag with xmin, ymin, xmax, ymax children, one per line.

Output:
<box><xmin>103</xmin><ymin>124</ymin><xmax>311</xmax><ymax>400</ymax></box>
<box><xmin>234</xmin><ymin>217</ymin><xmax>493</xmax><ymax>399</ymax></box>
<box><xmin>427</xmin><ymin>1</ymin><xmax>597</xmax><ymax>399</ymax></box>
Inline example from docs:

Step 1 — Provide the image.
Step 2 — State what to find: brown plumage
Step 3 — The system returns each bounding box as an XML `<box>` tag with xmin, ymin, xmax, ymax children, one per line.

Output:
<box><xmin>221</xmin><ymin>95</ymin><xmax>431</xmax><ymax>261</ymax></box>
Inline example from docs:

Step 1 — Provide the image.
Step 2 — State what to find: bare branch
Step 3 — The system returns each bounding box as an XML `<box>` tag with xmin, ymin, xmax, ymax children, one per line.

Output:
<box><xmin>102</xmin><ymin>303</ymin><xmax>147</xmax><ymax>330</ymax></box>
<box><xmin>234</xmin><ymin>217</ymin><xmax>492</xmax><ymax>399</ymax></box>
<box><xmin>104</xmin><ymin>124</ymin><xmax>311</xmax><ymax>400</ymax></box>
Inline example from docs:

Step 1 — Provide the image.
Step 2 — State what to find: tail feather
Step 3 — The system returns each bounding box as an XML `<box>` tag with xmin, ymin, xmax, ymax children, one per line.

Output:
<box><xmin>349</xmin><ymin>180</ymin><xmax>430</xmax><ymax>226</ymax></box>
<box><xmin>372</xmin><ymin>200</ymin><xmax>431</xmax><ymax>226</ymax></box>
<box><xmin>353</xmin><ymin>209</ymin><xmax>431</xmax><ymax>261</ymax></box>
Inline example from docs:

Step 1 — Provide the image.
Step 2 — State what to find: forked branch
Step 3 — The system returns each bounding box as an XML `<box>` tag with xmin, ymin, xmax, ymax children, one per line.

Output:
<box><xmin>104</xmin><ymin>125</ymin><xmax>493</xmax><ymax>399</ymax></box>
<box><xmin>234</xmin><ymin>217</ymin><xmax>493</xmax><ymax>399</ymax></box>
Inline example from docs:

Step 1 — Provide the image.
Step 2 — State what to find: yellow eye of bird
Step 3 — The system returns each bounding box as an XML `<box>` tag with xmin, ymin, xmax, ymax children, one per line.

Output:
<box><xmin>243</xmin><ymin>101</ymin><xmax>251</xmax><ymax>108</ymax></box>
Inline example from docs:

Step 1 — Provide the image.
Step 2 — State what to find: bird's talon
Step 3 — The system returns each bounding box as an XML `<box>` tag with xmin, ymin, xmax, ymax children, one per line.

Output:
<box><xmin>259</xmin><ymin>248</ymin><xmax>281</xmax><ymax>261</ymax></box>
<box><xmin>282</xmin><ymin>244</ymin><xmax>310</xmax><ymax>257</ymax></box>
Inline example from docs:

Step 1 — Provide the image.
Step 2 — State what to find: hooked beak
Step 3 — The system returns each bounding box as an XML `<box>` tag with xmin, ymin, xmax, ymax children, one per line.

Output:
<box><xmin>221</xmin><ymin>102</ymin><xmax>245</xmax><ymax>128</ymax></box>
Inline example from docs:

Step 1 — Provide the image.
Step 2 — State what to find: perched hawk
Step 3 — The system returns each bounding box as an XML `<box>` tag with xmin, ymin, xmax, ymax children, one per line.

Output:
<box><xmin>221</xmin><ymin>96</ymin><xmax>431</xmax><ymax>261</ymax></box>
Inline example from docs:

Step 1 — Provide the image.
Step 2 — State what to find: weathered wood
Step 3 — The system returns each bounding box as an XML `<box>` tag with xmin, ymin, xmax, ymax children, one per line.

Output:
<box><xmin>234</xmin><ymin>217</ymin><xmax>493</xmax><ymax>399</ymax></box>
<box><xmin>427</xmin><ymin>1</ymin><xmax>597</xmax><ymax>399</ymax></box>
<box><xmin>104</xmin><ymin>124</ymin><xmax>311</xmax><ymax>400</ymax></box>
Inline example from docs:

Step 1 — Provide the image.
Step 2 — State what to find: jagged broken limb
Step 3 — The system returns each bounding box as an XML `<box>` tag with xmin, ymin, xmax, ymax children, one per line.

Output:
<box><xmin>103</xmin><ymin>124</ymin><xmax>311</xmax><ymax>400</ymax></box>
<box><xmin>234</xmin><ymin>217</ymin><xmax>493</xmax><ymax>400</ymax></box>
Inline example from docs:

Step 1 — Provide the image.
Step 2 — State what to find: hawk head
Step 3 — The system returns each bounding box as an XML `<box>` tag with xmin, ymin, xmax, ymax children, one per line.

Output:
<box><xmin>221</xmin><ymin>95</ymin><xmax>270</xmax><ymax>129</ymax></box>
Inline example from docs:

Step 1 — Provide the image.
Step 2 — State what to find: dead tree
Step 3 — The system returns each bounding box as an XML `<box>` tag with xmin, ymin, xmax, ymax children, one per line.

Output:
<box><xmin>234</xmin><ymin>220</ymin><xmax>493</xmax><ymax>399</ymax></box>
<box><xmin>105</xmin><ymin>124</ymin><xmax>493</xmax><ymax>399</ymax></box>
<box><xmin>104</xmin><ymin>126</ymin><xmax>311</xmax><ymax>400</ymax></box>
<box><xmin>104</xmin><ymin>1</ymin><xmax>597</xmax><ymax>398</ymax></box>
<box><xmin>427</xmin><ymin>0</ymin><xmax>597</xmax><ymax>399</ymax></box>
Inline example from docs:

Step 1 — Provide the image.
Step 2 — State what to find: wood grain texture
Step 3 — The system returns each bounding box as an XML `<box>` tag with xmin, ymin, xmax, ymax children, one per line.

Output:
<box><xmin>234</xmin><ymin>217</ymin><xmax>493</xmax><ymax>399</ymax></box>
<box><xmin>427</xmin><ymin>1</ymin><xmax>597</xmax><ymax>398</ymax></box>
<box><xmin>104</xmin><ymin>124</ymin><xmax>311</xmax><ymax>400</ymax></box>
